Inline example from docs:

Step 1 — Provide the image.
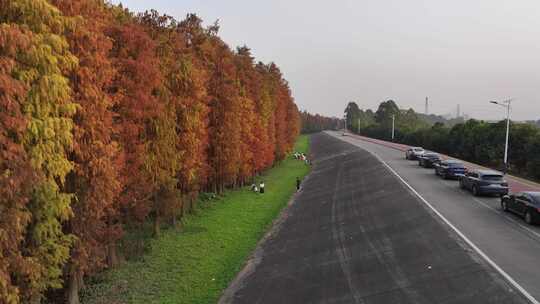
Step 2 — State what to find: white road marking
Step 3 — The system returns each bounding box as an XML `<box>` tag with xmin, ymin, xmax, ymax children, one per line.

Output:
<box><xmin>330</xmin><ymin>131</ymin><xmax>540</xmax><ymax>303</ymax></box>
<box><xmin>428</xmin><ymin>175</ymin><xmax>540</xmax><ymax>242</ymax></box>
<box><xmin>371</xmin><ymin>152</ymin><xmax>540</xmax><ymax>304</ymax></box>
<box><xmin>470</xmin><ymin>196</ymin><xmax>540</xmax><ymax>241</ymax></box>
<box><xmin>340</xmin><ymin>130</ymin><xmax>540</xmax><ymax>241</ymax></box>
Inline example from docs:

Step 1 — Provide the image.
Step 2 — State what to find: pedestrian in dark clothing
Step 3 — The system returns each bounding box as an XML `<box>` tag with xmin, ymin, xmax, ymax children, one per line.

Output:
<box><xmin>259</xmin><ymin>181</ymin><xmax>265</xmax><ymax>194</ymax></box>
<box><xmin>296</xmin><ymin>177</ymin><xmax>301</xmax><ymax>191</ymax></box>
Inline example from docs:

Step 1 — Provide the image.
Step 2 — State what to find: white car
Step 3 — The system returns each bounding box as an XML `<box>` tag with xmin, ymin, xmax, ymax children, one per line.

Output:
<box><xmin>405</xmin><ymin>147</ymin><xmax>425</xmax><ymax>160</ymax></box>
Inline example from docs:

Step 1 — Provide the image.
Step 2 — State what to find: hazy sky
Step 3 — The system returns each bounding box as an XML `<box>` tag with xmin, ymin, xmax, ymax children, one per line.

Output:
<box><xmin>112</xmin><ymin>0</ymin><xmax>540</xmax><ymax>121</ymax></box>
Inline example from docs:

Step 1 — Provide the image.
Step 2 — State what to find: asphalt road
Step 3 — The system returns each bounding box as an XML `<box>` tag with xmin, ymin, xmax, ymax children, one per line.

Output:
<box><xmin>330</xmin><ymin>131</ymin><xmax>540</xmax><ymax>303</ymax></box>
<box><xmin>220</xmin><ymin>133</ymin><xmax>530</xmax><ymax>304</ymax></box>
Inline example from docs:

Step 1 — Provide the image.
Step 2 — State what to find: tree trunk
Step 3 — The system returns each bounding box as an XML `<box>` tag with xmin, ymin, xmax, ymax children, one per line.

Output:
<box><xmin>153</xmin><ymin>212</ymin><xmax>160</xmax><ymax>238</ymax></box>
<box><xmin>173</xmin><ymin>195</ymin><xmax>183</xmax><ymax>229</ymax></box>
<box><xmin>179</xmin><ymin>194</ymin><xmax>185</xmax><ymax>219</ymax></box>
<box><xmin>171</xmin><ymin>212</ymin><xmax>177</xmax><ymax>228</ymax></box>
<box><xmin>186</xmin><ymin>195</ymin><xmax>192</xmax><ymax>214</ymax></box>
<box><xmin>67</xmin><ymin>267</ymin><xmax>81</xmax><ymax>304</ymax></box>
<box><xmin>107</xmin><ymin>242</ymin><xmax>119</xmax><ymax>268</ymax></box>
<box><xmin>190</xmin><ymin>193</ymin><xmax>196</xmax><ymax>213</ymax></box>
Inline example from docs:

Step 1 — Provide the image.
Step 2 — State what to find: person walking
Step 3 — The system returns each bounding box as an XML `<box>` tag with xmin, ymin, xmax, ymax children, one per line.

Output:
<box><xmin>296</xmin><ymin>177</ymin><xmax>301</xmax><ymax>191</ymax></box>
<box><xmin>259</xmin><ymin>181</ymin><xmax>265</xmax><ymax>194</ymax></box>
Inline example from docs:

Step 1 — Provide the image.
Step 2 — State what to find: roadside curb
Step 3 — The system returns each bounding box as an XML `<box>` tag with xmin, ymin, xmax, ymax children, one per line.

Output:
<box><xmin>218</xmin><ymin>163</ymin><xmax>314</xmax><ymax>304</ymax></box>
<box><xmin>344</xmin><ymin>132</ymin><xmax>540</xmax><ymax>191</ymax></box>
<box><xmin>330</xmin><ymin>131</ymin><xmax>539</xmax><ymax>304</ymax></box>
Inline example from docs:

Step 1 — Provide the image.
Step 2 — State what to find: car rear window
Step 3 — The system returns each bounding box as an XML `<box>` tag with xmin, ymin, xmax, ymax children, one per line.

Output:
<box><xmin>482</xmin><ymin>175</ymin><xmax>503</xmax><ymax>181</ymax></box>
<box><xmin>529</xmin><ymin>193</ymin><xmax>540</xmax><ymax>203</ymax></box>
<box><xmin>413</xmin><ymin>148</ymin><xmax>423</xmax><ymax>151</ymax></box>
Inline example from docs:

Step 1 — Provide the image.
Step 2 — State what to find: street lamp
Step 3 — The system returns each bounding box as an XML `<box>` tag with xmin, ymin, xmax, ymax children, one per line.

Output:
<box><xmin>391</xmin><ymin>114</ymin><xmax>395</xmax><ymax>141</ymax></box>
<box><xmin>489</xmin><ymin>99</ymin><xmax>512</xmax><ymax>173</ymax></box>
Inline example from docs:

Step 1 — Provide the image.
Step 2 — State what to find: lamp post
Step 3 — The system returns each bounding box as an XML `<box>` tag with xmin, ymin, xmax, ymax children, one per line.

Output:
<box><xmin>489</xmin><ymin>99</ymin><xmax>512</xmax><ymax>173</ymax></box>
<box><xmin>391</xmin><ymin>114</ymin><xmax>395</xmax><ymax>141</ymax></box>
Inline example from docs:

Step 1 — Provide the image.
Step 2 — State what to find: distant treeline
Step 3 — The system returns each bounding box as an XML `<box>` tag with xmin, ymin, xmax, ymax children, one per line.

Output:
<box><xmin>525</xmin><ymin>119</ymin><xmax>540</xmax><ymax>128</ymax></box>
<box><xmin>345</xmin><ymin>100</ymin><xmax>540</xmax><ymax>180</ymax></box>
<box><xmin>300</xmin><ymin>111</ymin><xmax>341</xmax><ymax>133</ymax></box>
<box><xmin>0</xmin><ymin>1</ymin><xmax>300</xmax><ymax>303</ymax></box>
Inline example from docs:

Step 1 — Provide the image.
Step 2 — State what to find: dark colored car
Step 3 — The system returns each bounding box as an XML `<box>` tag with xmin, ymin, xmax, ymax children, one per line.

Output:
<box><xmin>405</xmin><ymin>147</ymin><xmax>425</xmax><ymax>160</ymax></box>
<box><xmin>418</xmin><ymin>153</ymin><xmax>441</xmax><ymax>168</ymax></box>
<box><xmin>434</xmin><ymin>160</ymin><xmax>467</xmax><ymax>179</ymax></box>
<box><xmin>501</xmin><ymin>192</ymin><xmax>540</xmax><ymax>225</ymax></box>
<box><xmin>459</xmin><ymin>169</ymin><xmax>509</xmax><ymax>196</ymax></box>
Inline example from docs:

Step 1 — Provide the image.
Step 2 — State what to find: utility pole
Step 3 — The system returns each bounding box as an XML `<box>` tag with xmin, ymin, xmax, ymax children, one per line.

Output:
<box><xmin>504</xmin><ymin>102</ymin><xmax>510</xmax><ymax>167</ymax></box>
<box><xmin>357</xmin><ymin>117</ymin><xmax>361</xmax><ymax>134</ymax></box>
<box><xmin>489</xmin><ymin>99</ymin><xmax>512</xmax><ymax>173</ymax></box>
<box><xmin>425</xmin><ymin>97</ymin><xmax>429</xmax><ymax>115</ymax></box>
<box><xmin>457</xmin><ymin>104</ymin><xmax>461</xmax><ymax>118</ymax></box>
<box><xmin>391</xmin><ymin>114</ymin><xmax>395</xmax><ymax>141</ymax></box>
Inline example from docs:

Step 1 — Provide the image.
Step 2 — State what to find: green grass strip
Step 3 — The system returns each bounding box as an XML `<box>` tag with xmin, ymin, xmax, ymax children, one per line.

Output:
<box><xmin>82</xmin><ymin>135</ymin><xmax>310</xmax><ymax>304</ymax></box>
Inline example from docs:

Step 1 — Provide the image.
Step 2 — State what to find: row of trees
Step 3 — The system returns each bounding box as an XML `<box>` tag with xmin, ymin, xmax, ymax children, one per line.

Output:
<box><xmin>300</xmin><ymin>111</ymin><xmax>340</xmax><ymax>133</ymax></box>
<box><xmin>344</xmin><ymin>100</ymin><xmax>540</xmax><ymax>180</ymax></box>
<box><xmin>0</xmin><ymin>1</ymin><xmax>300</xmax><ymax>303</ymax></box>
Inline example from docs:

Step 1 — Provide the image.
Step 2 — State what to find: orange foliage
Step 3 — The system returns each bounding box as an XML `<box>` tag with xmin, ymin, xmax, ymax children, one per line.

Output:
<box><xmin>1</xmin><ymin>2</ymin><xmax>301</xmax><ymax>302</ymax></box>
<box><xmin>0</xmin><ymin>24</ymin><xmax>36</xmax><ymax>303</ymax></box>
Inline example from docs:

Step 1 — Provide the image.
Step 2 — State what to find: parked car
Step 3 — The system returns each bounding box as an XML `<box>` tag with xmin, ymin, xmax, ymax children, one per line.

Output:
<box><xmin>459</xmin><ymin>169</ymin><xmax>509</xmax><ymax>196</ymax></box>
<box><xmin>501</xmin><ymin>192</ymin><xmax>540</xmax><ymax>225</ymax></box>
<box><xmin>434</xmin><ymin>160</ymin><xmax>467</xmax><ymax>179</ymax></box>
<box><xmin>418</xmin><ymin>153</ymin><xmax>441</xmax><ymax>168</ymax></box>
<box><xmin>405</xmin><ymin>147</ymin><xmax>425</xmax><ymax>160</ymax></box>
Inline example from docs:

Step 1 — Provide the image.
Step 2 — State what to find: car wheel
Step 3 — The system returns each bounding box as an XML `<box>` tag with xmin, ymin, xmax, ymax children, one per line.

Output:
<box><xmin>459</xmin><ymin>179</ymin><xmax>465</xmax><ymax>189</ymax></box>
<box><xmin>443</xmin><ymin>173</ymin><xmax>449</xmax><ymax>180</ymax></box>
<box><xmin>501</xmin><ymin>200</ymin><xmax>508</xmax><ymax>212</ymax></box>
<box><xmin>472</xmin><ymin>185</ymin><xmax>479</xmax><ymax>196</ymax></box>
<box><xmin>525</xmin><ymin>210</ymin><xmax>534</xmax><ymax>225</ymax></box>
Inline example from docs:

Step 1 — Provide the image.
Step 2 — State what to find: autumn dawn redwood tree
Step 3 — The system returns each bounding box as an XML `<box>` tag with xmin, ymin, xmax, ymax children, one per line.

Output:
<box><xmin>255</xmin><ymin>63</ymin><xmax>278</xmax><ymax>167</ymax></box>
<box><xmin>47</xmin><ymin>1</ymin><xmax>123</xmax><ymax>302</ymax></box>
<box><xmin>234</xmin><ymin>47</ymin><xmax>265</xmax><ymax>181</ymax></box>
<box><xmin>173</xmin><ymin>55</ymin><xmax>210</xmax><ymax>213</ymax></box>
<box><xmin>1</xmin><ymin>2</ymin><xmax>301</xmax><ymax>300</ymax></box>
<box><xmin>206</xmin><ymin>37</ymin><xmax>243</xmax><ymax>192</ymax></box>
<box><xmin>1</xmin><ymin>0</ymin><xmax>78</xmax><ymax>302</ymax></box>
<box><xmin>175</xmin><ymin>14</ymin><xmax>212</xmax><ymax>211</ymax></box>
<box><xmin>0</xmin><ymin>24</ymin><xmax>37</xmax><ymax>304</ymax></box>
<box><xmin>106</xmin><ymin>14</ymin><xmax>162</xmax><ymax>233</ymax></box>
<box><xmin>286</xmin><ymin>102</ymin><xmax>301</xmax><ymax>149</ymax></box>
<box><xmin>139</xmin><ymin>12</ymin><xmax>213</xmax><ymax>224</ymax></box>
<box><xmin>269</xmin><ymin>65</ymin><xmax>290</xmax><ymax>161</ymax></box>
<box><xmin>137</xmin><ymin>11</ymin><xmax>187</xmax><ymax>236</ymax></box>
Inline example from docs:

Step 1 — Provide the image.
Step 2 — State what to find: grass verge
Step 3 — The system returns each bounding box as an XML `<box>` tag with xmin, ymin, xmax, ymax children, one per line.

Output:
<box><xmin>82</xmin><ymin>135</ymin><xmax>310</xmax><ymax>304</ymax></box>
